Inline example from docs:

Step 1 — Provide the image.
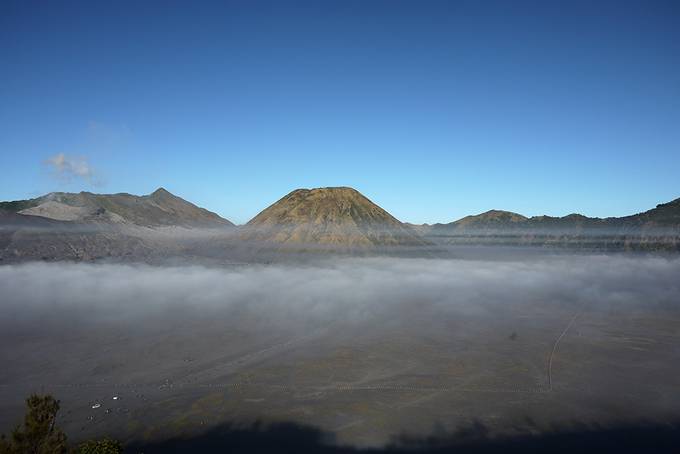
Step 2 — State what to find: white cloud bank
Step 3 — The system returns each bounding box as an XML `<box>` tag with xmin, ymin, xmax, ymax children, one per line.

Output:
<box><xmin>1</xmin><ymin>255</ymin><xmax>679</xmax><ymax>324</ymax></box>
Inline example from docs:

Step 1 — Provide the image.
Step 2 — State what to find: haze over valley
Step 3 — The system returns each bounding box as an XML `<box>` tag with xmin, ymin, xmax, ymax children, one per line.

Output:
<box><xmin>3</xmin><ymin>1</ymin><xmax>680</xmax><ymax>452</ymax></box>
<box><xmin>1</xmin><ymin>187</ymin><xmax>680</xmax><ymax>452</ymax></box>
<box><xmin>2</xmin><ymin>186</ymin><xmax>680</xmax><ymax>265</ymax></box>
<box><xmin>2</xmin><ymin>254</ymin><xmax>680</xmax><ymax>449</ymax></box>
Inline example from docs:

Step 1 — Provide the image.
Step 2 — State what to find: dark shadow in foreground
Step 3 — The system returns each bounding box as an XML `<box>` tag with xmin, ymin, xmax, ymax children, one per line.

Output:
<box><xmin>128</xmin><ymin>419</ymin><xmax>680</xmax><ymax>454</ymax></box>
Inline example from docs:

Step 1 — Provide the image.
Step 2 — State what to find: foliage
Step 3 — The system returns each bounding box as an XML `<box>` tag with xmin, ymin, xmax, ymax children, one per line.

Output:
<box><xmin>0</xmin><ymin>200</ymin><xmax>36</xmax><ymax>213</ymax></box>
<box><xmin>75</xmin><ymin>438</ymin><xmax>123</xmax><ymax>454</ymax></box>
<box><xmin>0</xmin><ymin>395</ymin><xmax>123</xmax><ymax>454</ymax></box>
<box><xmin>0</xmin><ymin>394</ymin><xmax>68</xmax><ymax>454</ymax></box>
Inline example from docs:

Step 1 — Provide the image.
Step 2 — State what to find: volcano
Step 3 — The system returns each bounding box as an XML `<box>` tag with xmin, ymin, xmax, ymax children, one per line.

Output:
<box><xmin>242</xmin><ymin>187</ymin><xmax>426</xmax><ymax>247</ymax></box>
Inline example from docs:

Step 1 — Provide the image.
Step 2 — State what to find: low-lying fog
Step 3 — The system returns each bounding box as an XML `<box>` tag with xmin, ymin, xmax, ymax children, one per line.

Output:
<box><xmin>1</xmin><ymin>252</ymin><xmax>679</xmax><ymax>446</ymax></box>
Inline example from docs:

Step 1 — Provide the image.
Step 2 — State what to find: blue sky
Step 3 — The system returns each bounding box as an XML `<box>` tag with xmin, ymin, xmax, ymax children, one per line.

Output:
<box><xmin>1</xmin><ymin>0</ymin><xmax>679</xmax><ymax>224</ymax></box>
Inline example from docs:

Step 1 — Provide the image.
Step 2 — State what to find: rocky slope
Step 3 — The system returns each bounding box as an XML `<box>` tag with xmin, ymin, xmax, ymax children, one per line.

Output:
<box><xmin>242</xmin><ymin>187</ymin><xmax>427</xmax><ymax>247</ymax></box>
<box><xmin>0</xmin><ymin>211</ymin><xmax>153</xmax><ymax>263</ymax></box>
<box><xmin>0</xmin><ymin>188</ymin><xmax>233</xmax><ymax>228</ymax></box>
<box><xmin>0</xmin><ymin>188</ymin><xmax>233</xmax><ymax>263</ymax></box>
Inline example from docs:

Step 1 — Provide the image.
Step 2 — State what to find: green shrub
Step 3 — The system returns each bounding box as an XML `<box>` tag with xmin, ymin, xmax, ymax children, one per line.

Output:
<box><xmin>76</xmin><ymin>438</ymin><xmax>123</xmax><ymax>454</ymax></box>
<box><xmin>0</xmin><ymin>394</ymin><xmax>123</xmax><ymax>454</ymax></box>
<box><xmin>1</xmin><ymin>394</ymin><xmax>68</xmax><ymax>454</ymax></box>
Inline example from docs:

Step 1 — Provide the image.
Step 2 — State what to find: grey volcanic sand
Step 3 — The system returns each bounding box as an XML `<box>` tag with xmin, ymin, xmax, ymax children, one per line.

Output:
<box><xmin>1</xmin><ymin>252</ymin><xmax>679</xmax><ymax>446</ymax></box>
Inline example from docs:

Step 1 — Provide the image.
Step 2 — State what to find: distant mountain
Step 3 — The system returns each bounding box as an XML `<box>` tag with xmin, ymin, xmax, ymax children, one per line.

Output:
<box><xmin>2</xmin><ymin>187</ymin><xmax>680</xmax><ymax>261</ymax></box>
<box><xmin>438</xmin><ymin>210</ymin><xmax>528</xmax><ymax>233</ymax></box>
<box><xmin>428</xmin><ymin>198</ymin><xmax>680</xmax><ymax>236</ymax></box>
<box><xmin>0</xmin><ymin>188</ymin><xmax>234</xmax><ymax>263</ymax></box>
<box><xmin>0</xmin><ymin>188</ymin><xmax>233</xmax><ymax>228</ymax></box>
<box><xmin>423</xmin><ymin>198</ymin><xmax>680</xmax><ymax>251</ymax></box>
<box><xmin>242</xmin><ymin>187</ymin><xmax>427</xmax><ymax>246</ymax></box>
<box><xmin>403</xmin><ymin>222</ymin><xmax>432</xmax><ymax>235</ymax></box>
<box><xmin>621</xmin><ymin>197</ymin><xmax>680</xmax><ymax>229</ymax></box>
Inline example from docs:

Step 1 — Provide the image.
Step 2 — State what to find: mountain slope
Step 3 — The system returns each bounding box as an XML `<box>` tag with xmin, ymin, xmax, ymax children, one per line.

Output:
<box><xmin>0</xmin><ymin>188</ymin><xmax>233</xmax><ymax>228</ymax></box>
<box><xmin>449</xmin><ymin>210</ymin><xmax>528</xmax><ymax>232</ymax></box>
<box><xmin>0</xmin><ymin>210</ymin><xmax>154</xmax><ymax>262</ymax></box>
<box><xmin>621</xmin><ymin>197</ymin><xmax>680</xmax><ymax>229</ymax></box>
<box><xmin>424</xmin><ymin>198</ymin><xmax>680</xmax><ymax>251</ymax></box>
<box><xmin>429</xmin><ymin>198</ymin><xmax>680</xmax><ymax>235</ymax></box>
<box><xmin>242</xmin><ymin>187</ymin><xmax>426</xmax><ymax>246</ymax></box>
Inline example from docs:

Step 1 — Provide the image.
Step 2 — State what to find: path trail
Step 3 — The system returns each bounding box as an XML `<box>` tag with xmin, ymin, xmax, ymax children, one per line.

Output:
<box><xmin>3</xmin><ymin>308</ymin><xmax>589</xmax><ymax>397</ymax></box>
<box><xmin>547</xmin><ymin>305</ymin><xmax>585</xmax><ymax>390</ymax></box>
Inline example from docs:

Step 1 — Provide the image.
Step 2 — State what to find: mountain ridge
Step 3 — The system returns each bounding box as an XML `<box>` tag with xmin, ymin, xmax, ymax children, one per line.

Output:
<box><xmin>424</xmin><ymin>197</ymin><xmax>680</xmax><ymax>235</ymax></box>
<box><xmin>0</xmin><ymin>188</ymin><xmax>233</xmax><ymax>228</ymax></box>
<box><xmin>2</xmin><ymin>189</ymin><xmax>680</xmax><ymax>232</ymax></box>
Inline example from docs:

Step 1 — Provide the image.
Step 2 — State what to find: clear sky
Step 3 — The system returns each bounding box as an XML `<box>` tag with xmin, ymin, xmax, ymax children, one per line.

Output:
<box><xmin>1</xmin><ymin>0</ymin><xmax>679</xmax><ymax>224</ymax></box>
